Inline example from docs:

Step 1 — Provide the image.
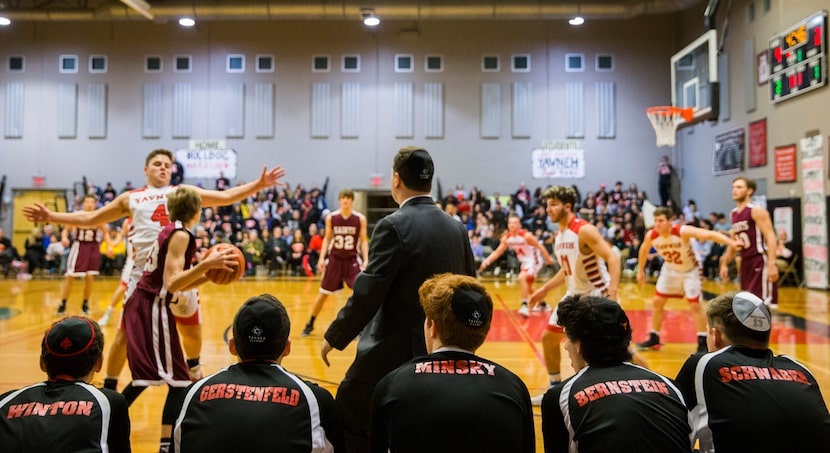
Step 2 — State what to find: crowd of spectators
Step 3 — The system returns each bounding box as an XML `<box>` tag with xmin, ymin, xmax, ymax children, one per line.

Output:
<box><xmin>6</xmin><ymin>176</ymin><xmax>742</xmax><ymax>282</ymax></box>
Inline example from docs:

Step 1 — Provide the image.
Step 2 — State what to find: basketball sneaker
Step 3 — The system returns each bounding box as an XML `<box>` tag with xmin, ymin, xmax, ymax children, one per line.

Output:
<box><xmin>636</xmin><ymin>332</ymin><xmax>661</xmax><ymax>350</ymax></box>
<box><xmin>531</xmin><ymin>383</ymin><xmax>559</xmax><ymax>406</ymax></box>
<box><xmin>55</xmin><ymin>302</ymin><xmax>67</xmax><ymax>316</ymax></box>
<box><xmin>82</xmin><ymin>302</ymin><xmax>91</xmax><ymax>315</ymax></box>
<box><xmin>301</xmin><ymin>322</ymin><xmax>314</xmax><ymax>337</ymax></box>
<box><xmin>189</xmin><ymin>363</ymin><xmax>203</xmax><ymax>381</ymax></box>
<box><xmin>518</xmin><ymin>304</ymin><xmax>530</xmax><ymax>318</ymax></box>
<box><xmin>697</xmin><ymin>335</ymin><xmax>708</xmax><ymax>354</ymax></box>
<box><xmin>533</xmin><ymin>302</ymin><xmax>550</xmax><ymax>312</ymax></box>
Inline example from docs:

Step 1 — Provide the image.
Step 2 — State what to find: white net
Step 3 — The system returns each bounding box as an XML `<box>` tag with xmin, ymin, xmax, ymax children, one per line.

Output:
<box><xmin>647</xmin><ymin>108</ymin><xmax>682</xmax><ymax>147</ymax></box>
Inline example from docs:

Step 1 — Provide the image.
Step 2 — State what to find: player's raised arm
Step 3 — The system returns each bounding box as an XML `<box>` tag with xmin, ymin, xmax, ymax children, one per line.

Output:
<box><xmin>193</xmin><ymin>165</ymin><xmax>286</xmax><ymax>208</ymax></box>
<box><xmin>23</xmin><ymin>192</ymin><xmax>131</xmax><ymax>227</ymax></box>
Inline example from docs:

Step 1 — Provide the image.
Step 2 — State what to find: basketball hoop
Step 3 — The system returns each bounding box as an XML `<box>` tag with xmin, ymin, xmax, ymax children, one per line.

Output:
<box><xmin>646</xmin><ymin>106</ymin><xmax>694</xmax><ymax>147</ymax></box>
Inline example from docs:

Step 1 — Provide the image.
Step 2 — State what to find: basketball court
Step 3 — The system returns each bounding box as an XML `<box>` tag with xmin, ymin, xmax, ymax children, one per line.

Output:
<box><xmin>1</xmin><ymin>274</ymin><xmax>827</xmax><ymax>451</ymax></box>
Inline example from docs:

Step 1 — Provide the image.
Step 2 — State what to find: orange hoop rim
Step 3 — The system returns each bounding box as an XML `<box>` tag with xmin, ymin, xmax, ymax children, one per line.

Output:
<box><xmin>646</xmin><ymin>106</ymin><xmax>694</xmax><ymax>123</ymax></box>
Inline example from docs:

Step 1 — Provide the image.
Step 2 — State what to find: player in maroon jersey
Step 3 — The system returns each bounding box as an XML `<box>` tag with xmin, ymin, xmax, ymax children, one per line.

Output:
<box><xmin>120</xmin><ymin>187</ymin><xmax>239</xmax><ymax>453</ymax></box>
<box><xmin>56</xmin><ymin>194</ymin><xmax>111</xmax><ymax>316</ymax></box>
<box><xmin>719</xmin><ymin>177</ymin><xmax>779</xmax><ymax>308</ymax></box>
<box><xmin>302</xmin><ymin>189</ymin><xmax>369</xmax><ymax>336</ymax></box>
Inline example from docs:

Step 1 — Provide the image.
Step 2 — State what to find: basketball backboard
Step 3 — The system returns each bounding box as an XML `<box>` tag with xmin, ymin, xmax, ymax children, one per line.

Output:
<box><xmin>671</xmin><ymin>29</ymin><xmax>720</xmax><ymax>125</ymax></box>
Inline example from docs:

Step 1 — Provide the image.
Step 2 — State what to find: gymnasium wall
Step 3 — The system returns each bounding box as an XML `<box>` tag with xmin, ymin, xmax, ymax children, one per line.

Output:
<box><xmin>1</xmin><ymin>0</ymin><xmax>828</xmax><ymax>233</ymax></box>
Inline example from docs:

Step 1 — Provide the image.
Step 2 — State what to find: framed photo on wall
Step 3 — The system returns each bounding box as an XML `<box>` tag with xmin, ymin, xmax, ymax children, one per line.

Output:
<box><xmin>757</xmin><ymin>51</ymin><xmax>770</xmax><ymax>85</ymax></box>
<box><xmin>713</xmin><ymin>127</ymin><xmax>745</xmax><ymax>175</ymax></box>
<box><xmin>749</xmin><ymin>118</ymin><xmax>767</xmax><ymax>167</ymax></box>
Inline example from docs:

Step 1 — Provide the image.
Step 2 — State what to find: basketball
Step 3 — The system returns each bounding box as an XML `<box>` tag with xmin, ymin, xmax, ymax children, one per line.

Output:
<box><xmin>204</xmin><ymin>243</ymin><xmax>246</xmax><ymax>285</ymax></box>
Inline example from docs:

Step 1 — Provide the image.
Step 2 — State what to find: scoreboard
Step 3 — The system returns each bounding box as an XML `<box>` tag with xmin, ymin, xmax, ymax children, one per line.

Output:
<box><xmin>769</xmin><ymin>10</ymin><xmax>827</xmax><ymax>103</ymax></box>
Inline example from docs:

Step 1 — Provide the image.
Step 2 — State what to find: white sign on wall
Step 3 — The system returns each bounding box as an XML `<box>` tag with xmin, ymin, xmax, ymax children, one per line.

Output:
<box><xmin>532</xmin><ymin>140</ymin><xmax>585</xmax><ymax>178</ymax></box>
<box><xmin>176</xmin><ymin>141</ymin><xmax>237</xmax><ymax>179</ymax></box>
<box><xmin>799</xmin><ymin>135</ymin><xmax>827</xmax><ymax>289</ymax></box>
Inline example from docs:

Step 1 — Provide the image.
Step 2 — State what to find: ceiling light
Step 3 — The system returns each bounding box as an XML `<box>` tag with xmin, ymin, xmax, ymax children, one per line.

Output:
<box><xmin>0</xmin><ymin>17</ymin><xmax>10</xmax><ymax>26</ymax></box>
<box><xmin>119</xmin><ymin>0</ymin><xmax>154</xmax><ymax>21</ymax></box>
<box><xmin>569</xmin><ymin>16</ymin><xmax>585</xmax><ymax>26</ymax></box>
<box><xmin>179</xmin><ymin>17</ymin><xmax>196</xmax><ymax>27</ymax></box>
<box><xmin>361</xmin><ymin>8</ymin><xmax>380</xmax><ymax>27</ymax></box>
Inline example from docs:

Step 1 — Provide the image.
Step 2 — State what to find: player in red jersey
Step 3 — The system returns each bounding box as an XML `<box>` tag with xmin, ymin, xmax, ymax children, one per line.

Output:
<box><xmin>636</xmin><ymin>207</ymin><xmax>742</xmax><ymax>352</ymax></box>
<box><xmin>479</xmin><ymin>214</ymin><xmax>554</xmax><ymax>317</ymax></box>
<box><xmin>301</xmin><ymin>189</ymin><xmax>369</xmax><ymax>337</ymax></box>
<box><xmin>719</xmin><ymin>177</ymin><xmax>780</xmax><ymax>308</ymax></box>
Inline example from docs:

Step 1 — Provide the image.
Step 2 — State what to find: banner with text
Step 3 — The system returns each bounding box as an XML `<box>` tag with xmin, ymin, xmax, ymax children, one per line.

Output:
<box><xmin>532</xmin><ymin>141</ymin><xmax>585</xmax><ymax>178</ymax></box>
<box><xmin>799</xmin><ymin>135</ymin><xmax>827</xmax><ymax>289</ymax></box>
<box><xmin>176</xmin><ymin>140</ymin><xmax>237</xmax><ymax>179</ymax></box>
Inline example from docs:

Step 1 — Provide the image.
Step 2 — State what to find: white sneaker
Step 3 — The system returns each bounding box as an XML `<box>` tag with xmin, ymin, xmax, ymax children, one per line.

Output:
<box><xmin>533</xmin><ymin>302</ymin><xmax>551</xmax><ymax>312</ymax></box>
<box><xmin>531</xmin><ymin>392</ymin><xmax>546</xmax><ymax>406</ymax></box>
<box><xmin>189</xmin><ymin>364</ymin><xmax>203</xmax><ymax>381</ymax></box>
<box><xmin>518</xmin><ymin>305</ymin><xmax>530</xmax><ymax>317</ymax></box>
<box><xmin>98</xmin><ymin>307</ymin><xmax>113</xmax><ymax>326</ymax></box>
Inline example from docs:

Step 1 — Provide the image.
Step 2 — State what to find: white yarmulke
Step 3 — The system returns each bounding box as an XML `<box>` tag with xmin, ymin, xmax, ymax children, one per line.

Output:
<box><xmin>732</xmin><ymin>291</ymin><xmax>771</xmax><ymax>332</ymax></box>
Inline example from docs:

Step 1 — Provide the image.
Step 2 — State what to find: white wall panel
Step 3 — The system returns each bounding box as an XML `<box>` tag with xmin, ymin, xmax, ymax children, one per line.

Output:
<box><xmin>225</xmin><ymin>83</ymin><xmax>245</xmax><ymax>138</ymax></box>
<box><xmin>57</xmin><ymin>83</ymin><xmax>78</xmax><ymax>138</ymax></box>
<box><xmin>341</xmin><ymin>82</ymin><xmax>360</xmax><ymax>138</ymax></box>
<box><xmin>481</xmin><ymin>83</ymin><xmax>501</xmax><ymax>138</ymax></box>
<box><xmin>566</xmin><ymin>82</ymin><xmax>584</xmax><ymax>138</ymax></box>
<box><xmin>394</xmin><ymin>82</ymin><xmax>413</xmax><ymax>138</ymax></box>
<box><xmin>512</xmin><ymin>82</ymin><xmax>532</xmax><ymax>138</ymax></box>
<box><xmin>172</xmin><ymin>82</ymin><xmax>192</xmax><ymax>138</ymax></box>
<box><xmin>87</xmin><ymin>83</ymin><xmax>107</xmax><ymax>139</ymax></box>
<box><xmin>143</xmin><ymin>83</ymin><xmax>163</xmax><ymax>138</ymax></box>
<box><xmin>424</xmin><ymin>82</ymin><xmax>444</xmax><ymax>138</ymax></box>
<box><xmin>311</xmin><ymin>82</ymin><xmax>330</xmax><ymax>138</ymax></box>
<box><xmin>596</xmin><ymin>82</ymin><xmax>615</xmax><ymax>138</ymax></box>
<box><xmin>4</xmin><ymin>82</ymin><xmax>24</xmax><ymax>138</ymax></box>
<box><xmin>253</xmin><ymin>83</ymin><xmax>274</xmax><ymax>138</ymax></box>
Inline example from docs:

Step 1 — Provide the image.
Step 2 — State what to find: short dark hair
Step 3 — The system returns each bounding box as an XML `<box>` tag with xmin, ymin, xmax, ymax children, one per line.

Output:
<box><xmin>420</xmin><ymin>274</ymin><xmax>492</xmax><ymax>351</ymax></box>
<box><xmin>233</xmin><ymin>294</ymin><xmax>291</xmax><ymax>360</ymax></box>
<box><xmin>543</xmin><ymin>185</ymin><xmax>577</xmax><ymax>209</ymax></box>
<box><xmin>733</xmin><ymin>176</ymin><xmax>757</xmax><ymax>194</ymax></box>
<box><xmin>653</xmin><ymin>207</ymin><xmax>673</xmax><ymax>220</ymax></box>
<box><xmin>41</xmin><ymin>317</ymin><xmax>104</xmax><ymax>379</ymax></box>
<box><xmin>393</xmin><ymin>146</ymin><xmax>433</xmax><ymax>192</ymax></box>
<box><xmin>167</xmin><ymin>186</ymin><xmax>202</xmax><ymax>223</ymax></box>
<box><xmin>557</xmin><ymin>295</ymin><xmax>632</xmax><ymax>366</ymax></box>
<box><xmin>339</xmin><ymin>189</ymin><xmax>355</xmax><ymax>200</ymax></box>
<box><xmin>706</xmin><ymin>291</ymin><xmax>770</xmax><ymax>346</ymax></box>
<box><xmin>146</xmin><ymin>148</ymin><xmax>173</xmax><ymax>166</ymax></box>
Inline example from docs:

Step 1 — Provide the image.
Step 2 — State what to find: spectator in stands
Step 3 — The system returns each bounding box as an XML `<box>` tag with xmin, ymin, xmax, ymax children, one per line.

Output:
<box><xmin>24</xmin><ymin>227</ymin><xmax>47</xmax><ymax>275</ymax></box>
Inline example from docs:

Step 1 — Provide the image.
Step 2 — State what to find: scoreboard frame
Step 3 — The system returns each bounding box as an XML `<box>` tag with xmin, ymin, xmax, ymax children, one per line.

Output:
<box><xmin>768</xmin><ymin>10</ymin><xmax>827</xmax><ymax>104</ymax></box>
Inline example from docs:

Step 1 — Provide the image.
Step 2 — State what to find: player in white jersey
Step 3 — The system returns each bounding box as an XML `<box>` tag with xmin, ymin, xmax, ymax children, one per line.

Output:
<box><xmin>527</xmin><ymin>186</ymin><xmax>622</xmax><ymax>405</ymax></box>
<box><xmin>23</xmin><ymin>148</ymin><xmax>286</xmax><ymax>390</ymax></box>
<box><xmin>636</xmin><ymin>207</ymin><xmax>742</xmax><ymax>353</ymax></box>
<box><xmin>99</xmin><ymin>218</ymin><xmax>132</xmax><ymax>326</ymax></box>
<box><xmin>479</xmin><ymin>214</ymin><xmax>553</xmax><ymax>317</ymax></box>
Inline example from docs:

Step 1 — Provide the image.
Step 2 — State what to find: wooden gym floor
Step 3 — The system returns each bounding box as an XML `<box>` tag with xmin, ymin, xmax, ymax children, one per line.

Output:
<box><xmin>1</xmin><ymin>274</ymin><xmax>828</xmax><ymax>452</ymax></box>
